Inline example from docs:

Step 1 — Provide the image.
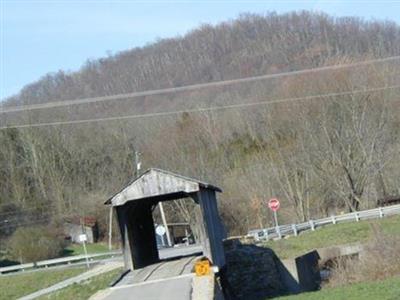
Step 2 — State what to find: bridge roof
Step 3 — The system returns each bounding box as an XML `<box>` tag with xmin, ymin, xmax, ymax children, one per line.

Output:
<box><xmin>105</xmin><ymin>168</ymin><xmax>221</xmax><ymax>206</ymax></box>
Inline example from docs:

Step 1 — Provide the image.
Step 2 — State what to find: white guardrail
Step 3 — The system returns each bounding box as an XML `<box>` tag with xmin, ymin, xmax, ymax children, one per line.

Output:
<box><xmin>0</xmin><ymin>251</ymin><xmax>121</xmax><ymax>274</ymax></box>
<box><xmin>248</xmin><ymin>204</ymin><xmax>400</xmax><ymax>242</ymax></box>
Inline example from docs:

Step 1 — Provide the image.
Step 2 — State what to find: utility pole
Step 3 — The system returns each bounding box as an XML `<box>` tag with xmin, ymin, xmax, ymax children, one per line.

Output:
<box><xmin>108</xmin><ymin>207</ymin><xmax>113</xmax><ymax>251</ymax></box>
<box><xmin>135</xmin><ymin>150</ymin><xmax>141</xmax><ymax>178</ymax></box>
<box><xmin>107</xmin><ymin>149</ymin><xmax>141</xmax><ymax>252</ymax></box>
<box><xmin>134</xmin><ymin>149</ymin><xmax>171</xmax><ymax>246</ymax></box>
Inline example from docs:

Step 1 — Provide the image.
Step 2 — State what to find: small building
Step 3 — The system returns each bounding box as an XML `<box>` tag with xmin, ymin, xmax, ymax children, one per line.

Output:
<box><xmin>168</xmin><ymin>222</ymin><xmax>193</xmax><ymax>244</ymax></box>
<box><xmin>64</xmin><ymin>216</ymin><xmax>99</xmax><ymax>243</ymax></box>
<box><xmin>155</xmin><ymin>222</ymin><xmax>194</xmax><ymax>247</ymax></box>
<box><xmin>105</xmin><ymin>168</ymin><xmax>226</xmax><ymax>271</ymax></box>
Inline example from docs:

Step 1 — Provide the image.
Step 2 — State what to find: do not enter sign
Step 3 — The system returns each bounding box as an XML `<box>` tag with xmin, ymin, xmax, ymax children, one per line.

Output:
<box><xmin>268</xmin><ymin>198</ymin><xmax>280</xmax><ymax>212</ymax></box>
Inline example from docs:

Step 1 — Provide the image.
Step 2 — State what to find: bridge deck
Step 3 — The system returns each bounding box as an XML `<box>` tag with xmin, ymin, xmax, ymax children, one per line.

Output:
<box><xmin>116</xmin><ymin>254</ymin><xmax>200</xmax><ymax>286</ymax></box>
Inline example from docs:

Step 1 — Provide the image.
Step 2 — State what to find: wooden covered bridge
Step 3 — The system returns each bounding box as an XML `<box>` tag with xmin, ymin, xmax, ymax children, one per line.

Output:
<box><xmin>96</xmin><ymin>168</ymin><xmax>226</xmax><ymax>300</ymax></box>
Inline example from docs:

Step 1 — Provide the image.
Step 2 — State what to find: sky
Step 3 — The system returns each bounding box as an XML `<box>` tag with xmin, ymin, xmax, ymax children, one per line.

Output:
<box><xmin>1</xmin><ymin>0</ymin><xmax>400</xmax><ymax>100</ymax></box>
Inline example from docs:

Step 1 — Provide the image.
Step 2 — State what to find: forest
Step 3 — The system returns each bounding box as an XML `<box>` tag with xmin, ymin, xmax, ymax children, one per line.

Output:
<box><xmin>1</xmin><ymin>11</ymin><xmax>400</xmax><ymax>245</ymax></box>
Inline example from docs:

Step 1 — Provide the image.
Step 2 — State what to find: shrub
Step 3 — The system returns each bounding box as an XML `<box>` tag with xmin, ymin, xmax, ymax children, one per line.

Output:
<box><xmin>8</xmin><ymin>226</ymin><xmax>66</xmax><ymax>263</ymax></box>
<box><xmin>328</xmin><ymin>224</ymin><xmax>400</xmax><ymax>286</ymax></box>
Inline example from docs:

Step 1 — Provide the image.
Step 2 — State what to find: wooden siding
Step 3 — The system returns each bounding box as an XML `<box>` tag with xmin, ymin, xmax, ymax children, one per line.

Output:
<box><xmin>110</xmin><ymin>169</ymin><xmax>200</xmax><ymax>206</ymax></box>
<box><xmin>109</xmin><ymin>169</ymin><xmax>226</xmax><ymax>271</ymax></box>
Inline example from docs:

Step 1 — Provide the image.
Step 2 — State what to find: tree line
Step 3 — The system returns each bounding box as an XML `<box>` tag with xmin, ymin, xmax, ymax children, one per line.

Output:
<box><xmin>1</xmin><ymin>11</ymin><xmax>400</xmax><ymax>243</ymax></box>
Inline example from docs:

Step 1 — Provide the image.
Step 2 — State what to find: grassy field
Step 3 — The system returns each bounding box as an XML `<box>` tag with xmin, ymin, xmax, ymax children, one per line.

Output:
<box><xmin>63</xmin><ymin>242</ymin><xmax>110</xmax><ymax>256</ymax></box>
<box><xmin>0</xmin><ymin>267</ymin><xmax>85</xmax><ymax>300</ymax></box>
<box><xmin>37</xmin><ymin>268</ymin><xmax>123</xmax><ymax>300</ymax></box>
<box><xmin>0</xmin><ymin>242</ymin><xmax>111</xmax><ymax>267</ymax></box>
<box><xmin>263</xmin><ymin>215</ymin><xmax>400</xmax><ymax>259</ymax></box>
<box><xmin>277</xmin><ymin>275</ymin><xmax>400</xmax><ymax>300</ymax></box>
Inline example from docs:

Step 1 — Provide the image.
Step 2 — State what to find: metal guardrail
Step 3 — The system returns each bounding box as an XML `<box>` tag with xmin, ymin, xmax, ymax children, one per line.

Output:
<box><xmin>0</xmin><ymin>251</ymin><xmax>122</xmax><ymax>274</ymax></box>
<box><xmin>248</xmin><ymin>204</ymin><xmax>400</xmax><ymax>242</ymax></box>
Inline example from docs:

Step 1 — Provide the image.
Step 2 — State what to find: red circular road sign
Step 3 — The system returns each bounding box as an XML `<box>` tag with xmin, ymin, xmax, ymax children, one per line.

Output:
<box><xmin>268</xmin><ymin>198</ymin><xmax>280</xmax><ymax>212</ymax></box>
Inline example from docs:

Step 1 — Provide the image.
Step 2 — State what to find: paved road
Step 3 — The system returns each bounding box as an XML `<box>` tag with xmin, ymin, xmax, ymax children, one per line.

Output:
<box><xmin>91</xmin><ymin>274</ymin><xmax>194</xmax><ymax>300</ymax></box>
<box><xmin>16</xmin><ymin>245</ymin><xmax>202</xmax><ymax>300</ymax></box>
<box><xmin>18</xmin><ymin>261</ymin><xmax>123</xmax><ymax>300</ymax></box>
<box><xmin>91</xmin><ymin>247</ymin><xmax>203</xmax><ymax>300</ymax></box>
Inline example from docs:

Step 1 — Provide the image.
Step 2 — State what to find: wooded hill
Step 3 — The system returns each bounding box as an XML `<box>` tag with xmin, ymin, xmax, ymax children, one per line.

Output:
<box><xmin>1</xmin><ymin>11</ymin><xmax>400</xmax><ymax>239</ymax></box>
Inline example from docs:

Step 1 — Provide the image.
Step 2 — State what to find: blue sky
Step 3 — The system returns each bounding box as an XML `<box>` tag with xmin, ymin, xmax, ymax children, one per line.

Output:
<box><xmin>1</xmin><ymin>1</ymin><xmax>400</xmax><ymax>100</ymax></box>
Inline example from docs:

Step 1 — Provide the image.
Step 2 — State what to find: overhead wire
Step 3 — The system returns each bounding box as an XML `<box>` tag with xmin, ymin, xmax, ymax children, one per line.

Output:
<box><xmin>1</xmin><ymin>55</ymin><xmax>399</xmax><ymax>114</ymax></box>
<box><xmin>1</xmin><ymin>84</ymin><xmax>399</xmax><ymax>130</ymax></box>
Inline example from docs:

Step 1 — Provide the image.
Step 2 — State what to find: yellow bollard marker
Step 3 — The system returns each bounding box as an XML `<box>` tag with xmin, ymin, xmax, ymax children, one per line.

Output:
<box><xmin>194</xmin><ymin>259</ymin><xmax>211</xmax><ymax>276</ymax></box>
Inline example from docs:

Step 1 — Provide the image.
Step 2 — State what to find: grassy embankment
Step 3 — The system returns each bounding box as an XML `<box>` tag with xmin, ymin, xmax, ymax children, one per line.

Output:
<box><xmin>37</xmin><ymin>268</ymin><xmax>122</xmax><ymax>300</ymax></box>
<box><xmin>0</xmin><ymin>242</ymin><xmax>114</xmax><ymax>300</ymax></box>
<box><xmin>263</xmin><ymin>214</ymin><xmax>400</xmax><ymax>259</ymax></box>
<box><xmin>265</xmin><ymin>215</ymin><xmax>400</xmax><ymax>299</ymax></box>
<box><xmin>0</xmin><ymin>267</ymin><xmax>85</xmax><ymax>300</ymax></box>
<box><xmin>63</xmin><ymin>242</ymin><xmax>110</xmax><ymax>256</ymax></box>
<box><xmin>277</xmin><ymin>275</ymin><xmax>400</xmax><ymax>300</ymax></box>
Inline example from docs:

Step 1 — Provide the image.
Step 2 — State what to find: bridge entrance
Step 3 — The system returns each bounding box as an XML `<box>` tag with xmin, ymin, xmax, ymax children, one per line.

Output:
<box><xmin>105</xmin><ymin>168</ymin><xmax>226</xmax><ymax>271</ymax></box>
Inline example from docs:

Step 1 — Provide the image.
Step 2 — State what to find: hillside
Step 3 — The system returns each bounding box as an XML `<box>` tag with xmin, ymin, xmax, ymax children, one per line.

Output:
<box><xmin>1</xmin><ymin>11</ymin><xmax>400</xmax><ymax>240</ymax></box>
<box><xmin>4</xmin><ymin>12</ymin><xmax>400</xmax><ymax>107</ymax></box>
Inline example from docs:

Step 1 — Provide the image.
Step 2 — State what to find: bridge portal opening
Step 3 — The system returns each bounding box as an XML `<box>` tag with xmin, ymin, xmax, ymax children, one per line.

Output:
<box><xmin>105</xmin><ymin>169</ymin><xmax>226</xmax><ymax>271</ymax></box>
<box><xmin>153</xmin><ymin>198</ymin><xmax>196</xmax><ymax>247</ymax></box>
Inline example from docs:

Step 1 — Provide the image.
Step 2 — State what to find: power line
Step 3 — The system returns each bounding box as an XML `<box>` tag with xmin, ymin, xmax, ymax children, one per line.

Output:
<box><xmin>1</xmin><ymin>55</ymin><xmax>399</xmax><ymax>114</ymax></box>
<box><xmin>1</xmin><ymin>84</ymin><xmax>399</xmax><ymax>130</ymax></box>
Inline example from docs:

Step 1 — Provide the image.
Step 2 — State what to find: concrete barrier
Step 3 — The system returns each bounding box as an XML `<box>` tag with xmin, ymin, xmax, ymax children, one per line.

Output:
<box><xmin>191</xmin><ymin>273</ymin><xmax>215</xmax><ymax>300</ymax></box>
<box><xmin>317</xmin><ymin>243</ymin><xmax>364</xmax><ymax>265</ymax></box>
<box><xmin>279</xmin><ymin>251</ymin><xmax>321</xmax><ymax>294</ymax></box>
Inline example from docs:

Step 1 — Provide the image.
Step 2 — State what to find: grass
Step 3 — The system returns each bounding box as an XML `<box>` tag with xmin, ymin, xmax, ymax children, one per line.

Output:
<box><xmin>1</xmin><ymin>242</ymin><xmax>111</xmax><ymax>267</ymax></box>
<box><xmin>263</xmin><ymin>215</ymin><xmax>400</xmax><ymax>259</ymax></box>
<box><xmin>37</xmin><ymin>268</ymin><xmax>123</xmax><ymax>300</ymax></box>
<box><xmin>277</xmin><ymin>275</ymin><xmax>400</xmax><ymax>300</ymax></box>
<box><xmin>0</xmin><ymin>267</ymin><xmax>85</xmax><ymax>300</ymax></box>
<box><xmin>63</xmin><ymin>242</ymin><xmax>110</xmax><ymax>256</ymax></box>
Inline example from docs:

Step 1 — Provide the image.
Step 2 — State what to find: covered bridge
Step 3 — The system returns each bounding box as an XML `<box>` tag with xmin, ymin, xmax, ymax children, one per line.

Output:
<box><xmin>105</xmin><ymin>168</ymin><xmax>226</xmax><ymax>272</ymax></box>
